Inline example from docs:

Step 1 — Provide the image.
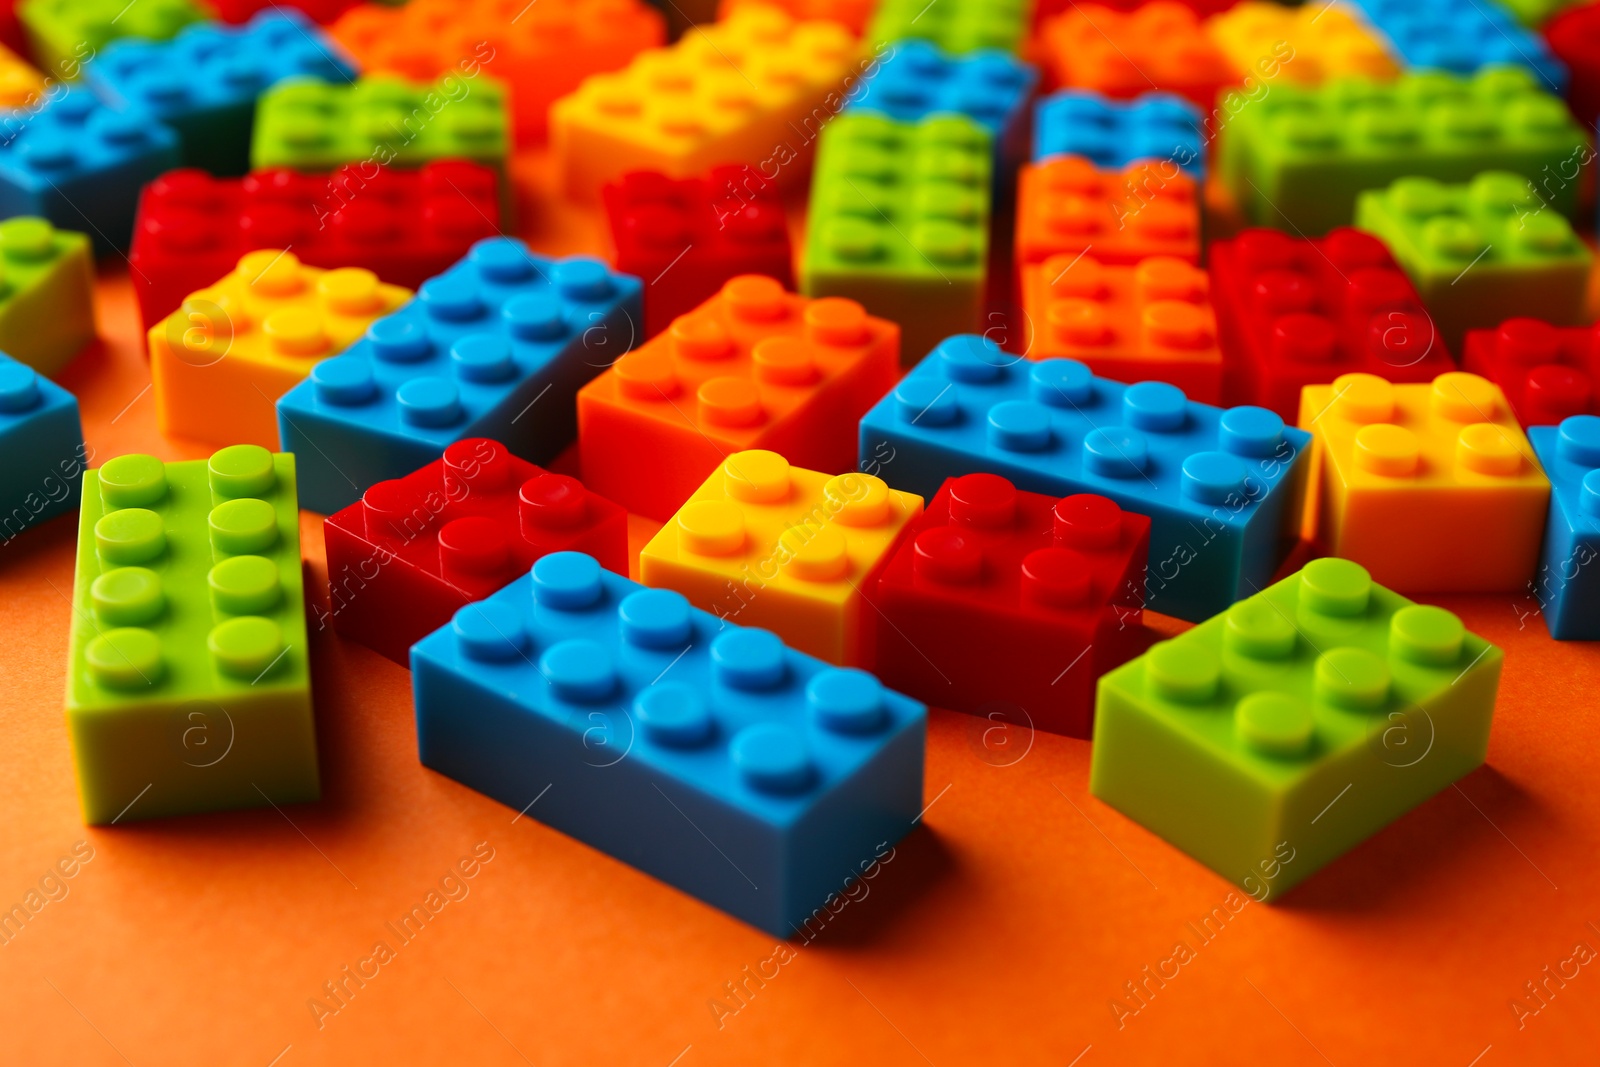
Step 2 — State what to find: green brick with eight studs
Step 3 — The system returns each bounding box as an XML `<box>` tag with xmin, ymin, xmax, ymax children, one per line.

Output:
<box><xmin>19</xmin><ymin>0</ymin><xmax>210</xmax><ymax>81</ymax></box>
<box><xmin>801</xmin><ymin>111</ymin><xmax>992</xmax><ymax>364</ymax></box>
<box><xmin>867</xmin><ymin>0</ymin><xmax>1030</xmax><ymax>54</ymax></box>
<box><xmin>64</xmin><ymin>445</ymin><xmax>319</xmax><ymax>825</ymax></box>
<box><xmin>1090</xmin><ymin>557</ymin><xmax>1501</xmax><ymax>899</ymax></box>
<box><xmin>1355</xmin><ymin>170</ymin><xmax>1593</xmax><ymax>353</ymax></box>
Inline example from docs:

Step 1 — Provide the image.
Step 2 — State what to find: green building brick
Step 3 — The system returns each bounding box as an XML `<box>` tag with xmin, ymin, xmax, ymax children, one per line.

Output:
<box><xmin>1216</xmin><ymin>66</ymin><xmax>1591</xmax><ymax>236</ymax></box>
<box><xmin>0</xmin><ymin>217</ymin><xmax>94</xmax><ymax>378</ymax></box>
<box><xmin>1356</xmin><ymin>170</ymin><xmax>1592</xmax><ymax>353</ymax></box>
<box><xmin>65</xmin><ymin>446</ymin><xmax>319</xmax><ymax>825</ymax></box>
<box><xmin>801</xmin><ymin>111</ymin><xmax>991</xmax><ymax>364</ymax></box>
<box><xmin>868</xmin><ymin>0</ymin><xmax>1031</xmax><ymax>55</ymax></box>
<box><xmin>250</xmin><ymin>74</ymin><xmax>509</xmax><ymax>181</ymax></box>
<box><xmin>19</xmin><ymin>0</ymin><xmax>210</xmax><ymax>81</ymax></box>
<box><xmin>1090</xmin><ymin>558</ymin><xmax>1501</xmax><ymax>898</ymax></box>
<box><xmin>1499</xmin><ymin>0</ymin><xmax>1578</xmax><ymax>26</ymax></box>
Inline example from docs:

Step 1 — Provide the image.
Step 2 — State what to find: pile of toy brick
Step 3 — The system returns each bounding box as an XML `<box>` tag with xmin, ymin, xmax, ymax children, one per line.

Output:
<box><xmin>3</xmin><ymin>0</ymin><xmax>1598</xmax><ymax>933</ymax></box>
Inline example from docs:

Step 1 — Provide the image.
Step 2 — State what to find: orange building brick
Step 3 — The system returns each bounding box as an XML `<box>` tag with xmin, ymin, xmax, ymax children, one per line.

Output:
<box><xmin>551</xmin><ymin>6</ymin><xmax>860</xmax><ymax>201</ymax></box>
<box><xmin>1039</xmin><ymin>2</ymin><xmax>1243</xmax><ymax>109</ymax></box>
<box><xmin>331</xmin><ymin>0</ymin><xmax>665</xmax><ymax>144</ymax></box>
<box><xmin>718</xmin><ymin>0</ymin><xmax>876</xmax><ymax>34</ymax></box>
<box><xmin>577</xmin><ymin>275</ymin><xmax>900</xmax><ymax>521</ymax></box>
<box><xmin>639</xmin><ymin>449</ymin><xmax>923</xmax><ymax>666</ymax></box>
<box><xmin>1298</xmin><ymin>372</ymin><xmax>1551</xmax><ymax>593</ymax></box>
<box><xmin>1020</xmin><ymin>254</ymin><xmax>1221</xmax><ymax>401</ymax></box>
<box><xmin>149</xmin><ymin>251</ymin><xmax>411</xmax><ymax>450</ymax></box>
<box><xmin>1015</xmin><ymin>155</ymin><xmax>1201</xmax><ymax>271</ymax></box>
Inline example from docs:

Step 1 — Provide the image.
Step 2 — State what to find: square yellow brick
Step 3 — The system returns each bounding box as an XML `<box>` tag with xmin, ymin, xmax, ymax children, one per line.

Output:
<box><xmin>1206</xmin><ymin>2</ymin><xmax>1396</xmax><ymax>84</ymax></box>
<box><xmin>1298</xmin><ymin>371</ymin><xmax>1550</xmax><ymax>593</ymax></box>
<box><xmin>552</xmin><ymin>6</ymin><xmax>860</xmax><ymax>200</ymax></box>
<box><xmin>149</xmin><ymin>250</ymin><xmax>411</xmax><ymax>450</ymax></box>
<box><xmin>640</xmin><ymin>449</ymin><xmax>922</xmax><ymax>666</ymax></box>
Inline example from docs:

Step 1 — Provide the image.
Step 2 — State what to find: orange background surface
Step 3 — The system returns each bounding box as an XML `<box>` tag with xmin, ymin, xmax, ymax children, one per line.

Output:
<box><xmin>3</xmin><ymin>151</ymin><xmax>1600</xmax><ymax>1067</ymax></box>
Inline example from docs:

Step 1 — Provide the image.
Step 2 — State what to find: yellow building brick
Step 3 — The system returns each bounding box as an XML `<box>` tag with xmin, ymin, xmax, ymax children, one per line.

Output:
<box><xmin>1207</xmin><ymin>2</ymin><xmax>1396</xmax><ymax>84</ymax></box>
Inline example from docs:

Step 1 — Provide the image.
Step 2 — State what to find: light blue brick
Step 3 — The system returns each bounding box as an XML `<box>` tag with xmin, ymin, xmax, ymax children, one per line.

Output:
<box><xmin>1349</xmin><ymin>0</ymin><xmax>1568</xmax><ymax>93</ymax></box>
<box><xmin>1033</xmin><ymin>89</ymin><xmax>1205</xmax><ymax>179</ymax></box>
<box><xmin>276</xmin><ymin>237</ymin><xmax>642</xmax><ymax>516</ymax></box>
<box><xmin>84</xmin><ymin>10</ymin><xmax>357</xmax><ymax>177</ymax></box>
<box><xmin>0</xmin><ymin>352</ymin><xmax>84</xmax><ymax>541</ymax></box>
<box><xmin>0</xmin><ymin>87</ymin><xmax>180</xmax><ymax>253</ymax></box>
<box><xmin>1529</xmin><ymin>415</ymin><xmax>1600</xmax><ymax>639</ymax></box>
<box><xmin>412</xmin><ymin>552</ymin><xmax>926</xmax><ymax>936</ymax></box>
<box><xmin>857</xmin><ymin>335</ymin><xmax>1311</xmax><ymax>622</ymax></box>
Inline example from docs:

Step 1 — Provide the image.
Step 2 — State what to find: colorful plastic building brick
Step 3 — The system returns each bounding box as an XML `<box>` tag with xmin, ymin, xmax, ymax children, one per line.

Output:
<box><xmin>1015</xmin><ymin>156</ymin><xmax>1201</xmax><ymax>270</ymax></box>
<box><xmin>211</xmin><ymin>0</ymin><xmax>364</xmax><ymax>22</ymax></box>
<box><xmin>719</xmin><ymin>0</ymin><xmax>876</xmax><ymax>34</ymax></box>
<box><xmin>578</xmin><ymin>275</ymin><xmax>899</xmax><ymax>521</ymax></box>
<box><xmin>873</xmin><ymin>474</ymin><xmax>1150</xmax><ymax>738</ymax></box>
<box><xmin>0</xmin><ymin>1</ymin><xmax>27</xmax><ymax>59</ymax></box>
<box><xmin>0</xmin><ymin>351</ymin><xmax>83</xmax><ymax>540</ymax></box>
<box><xmin>1528</xmin><ymin>416</ymin><xmax>1600</xmax><ymax>638</ymax></box>
<box><xmin>278</xmin><ymin>238</ymin><xmax>642</xmax><ymax>516</ymax></box>
<box><xmin>1040</xmin><ymin>3</ymin><xmax>1242</xmax><ymax>110</ymax></box>
<box><xmin>1355</xmin><ymin>172</ymin><xmax>1592</xmax><ymax>353</ymax></box>
<box><xmin>1020</xmin><ymin>254</ymin><xmax>1223</xmax><ymax>402</ymax></box>
<box><xmin>845</xmin><ymin>40</ymin><xmax>1039</xmax><ymax>174</ymax></box>
<box><xmin>857</xmin><ymin>336</ymin><xmax>1312</xmax><ymax>622</ymax></box>
<box><xmin>867</xmin><ymin>0</ymin><xmax>1030</xmax><ymax>55</ymax></box>
<box><xmin>65</xmin><ymin>446</ymin><xmax>320</xmax><ymax>825</ymax></box>
<box><xmin>0</xmin><ymin>87</ymin><xmax>180</xmax><ymax>253</ymax></box>
<box><xmin>1347</xmin><ymin>0</ymin><xmax>1568</xmax><ymax>93</ymax></box>
<box><xmin>84</xmin><ymin>11</ymin><xmax>357</xmax><ymax>177</ymax></box>
<box><xmin>639</xmin><ymin>451</ymin><xmax>923</xmax><ymax>666</ymax></box>
<box><xmin>1298</xmin><ymin>371</ymin><xmax>1551</xmax><ymax>593</ymax></box>
<box><xmin>1547</xmin><ymin>3</ymin><xmax>1600</xmax><ymax>127</ymax></box>
<box><xmin>0</xmin><ymin>40</ymin><xmax>44</xmax><ymax>109</ymax></box>
<box><xmin>323</xmin><ymin>438</ymin><xmax>628</xmax><ymax>664</ymax></box>
<box><xmin>1463</xmin><ymin>319</ymin><xmax>1600</xmax><ymax>427</ymax></box>
<box><xmin>1216</xmin><ymin>68</ymin><xmax>1591</xmax><ymax>236</ymax></box>
<box><xmin>1033</xmin><ymin>90</ymin><xmax>1205</xmax><ymax>180</ymax></box>
<box><xmin>1037</xmin><ymin>0</ymin><xmax>1238</xmax><ymax>22</ymax></box>
<box><xmin>413</xmin><ymin>551</ymin><xmax>926</xmax><ymax>936</ymax></box>
<box><xmin>0</xmin><ymin>217</ymin><xmax>95</xmax><ymax>377</ymax></box>
<box><xmin>250</xmin><ymin>74</ymin><xmax>510</xmax><ymax>181</ymax></box>
<box><xmin>551</xmin><ymin>7</ymin><xmax>857</xmax><ymax>201</ymax></box>
<box><xmin>1502</xmin><ymin>0</ymin><xmax>1582</xmax><ymax>24</ymax></box>
<box><xmin>150</xmin><ymin>251</ymin><xmax>412</xmax><ymax>451</ymax></box>
<box><xmin>331</xmin><ymin>0</ymin><xmax>664</xmax><ymax>144</ymax></box>
<box><xmin>1205</xmin><ymin>2</ymin><xmax>1396</xmax><ymax>84</ymax></box>
<box><xmin>19</xmin><ymin>0</ymin><xmax>209</xmax><ymax>80</ymax></box>
<box><xmin>129</xmin><ymin>161</ymin><xmax>501</xmax><ymax>333</ymax></box>
<box><xmin>801</xmin><ymin>112</ymin><xmax>992</xmax><ymax>365</ymax></box>
<box><xmin>601</xmin><ymin>166</ymin><xmax>793</xmax><ymax>339</ymax></box>
<box><xmin>1210</xmin><ymin>228</ymin><xmax>1454</xmax><ymax>420</ymax></box>
<box><xmin>1090</xmin><ymin>557</ymin><xmax>1502</xmax><ymax>897</ymax></box>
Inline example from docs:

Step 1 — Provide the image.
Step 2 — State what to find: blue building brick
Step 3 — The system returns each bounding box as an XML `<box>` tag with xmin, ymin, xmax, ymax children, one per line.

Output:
<box><xmin>857</xmin><ymin>335</ymin><xmax>1310</xmax><ymax>622</ymax></box>
<box><xmin>1349</xmin><ymin>0</ymin><xmax>1568</xmax><ymax>94</ymax></box>
<box><xmin>0</xmin><ymin>351</ymin><xmax>84</xmax><ymax>541</ymax></box>
<box><xmin>412</xmin><ymin>552</ymin><xmax>926</xmax><ymax>936</ymax></box>
<box><xmin>1529</xmin><ymin>415</ymin><xmax>1600</xmax><ymax>639</ymax></box>
<box><xmin>277</xmin><ymin>237</ymin><xmax>642</xmax><ymax>516</ymax></box>
<box><xmin>0</xmin><ymin>87</ymin><xmax>180</xmax><ymax>254</ymax></box>
<box><xmin>1033</xmin><ymin>89</ymin><xmax>1205</xmax><ymax>179</ymax></box>
<box><xmin>84</xmin><ymin>10</ymin><xmax>357</xmax><ymax>177</ymax></box>
<box><xmin>848</xmin><ymin>39</ymin><xmax>1038</xmax><ymax>174</ymax></box>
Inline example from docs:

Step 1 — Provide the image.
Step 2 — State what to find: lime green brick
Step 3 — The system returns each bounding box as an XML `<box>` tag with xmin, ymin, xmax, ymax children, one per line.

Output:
<box><xmin>0</xmin><ymin>217</ymin><xmax>94</xmax><ymax>378</ymax></box>
<box><xmin>801</xmin><ymin>111</ymin><xmax>991</xmax><ymax>363</ymax></box>
<box><xmin>1356</xmin><ymin>171</ymin><xmax>1592</xmax><ymax>353</ymax></box>
<box><xmin>65</xmin><ymin>446</ymin><xmax>318</xmax><ymax>825</ymax></box>
<box><xmin>1216</xmin><ymin>66</ymin><xmax>1591</xmax><ymax>236</ymax></box>
<box><xmin>868</xmin><ymin>0</ymin><xmax>1030</xmax><ymax>54</ymax></box>
<box><xmin>250</xmin><ymin>74</ymin><xmax>509</xmax><ymax>179</ymax></box>
<box><xmin>19</xmin><ymin>0</ymin><xmax>210</xmax><ymax>81</ymax></box>
<box><xmin>1090</xmin><ymin>558</ymin><xmax>1501</xmax><ymax>898</ymax></box>
<box><xmin>1499</xmin><ymin>0</ymin><xmax>1578</xmax><ymax>26</ymax></box>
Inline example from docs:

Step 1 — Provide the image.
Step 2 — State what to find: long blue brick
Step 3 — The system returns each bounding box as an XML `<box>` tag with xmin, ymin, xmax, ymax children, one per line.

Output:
<box><xmin>276</xmin><ymin>237</ymin><xmax>642</xmax><ymax>515</ymax></box>
<box><xmin>1349</xmin><ymin>0</ymin><xmax>1568</xmax><ymax>94</ymax></box>
<box><xmin>84</xmin><ymin>9</ymin><xmax>357</xmax><ymax>177</ymax></box>
<box><xmin>857</xmin><ymin>335</ymin><xmax>1310</xmax><ymax>622</ymax></box>
<box><xmin>412</xmin><ymin>552</ymin><xmax>926</xmax><ymax>936</ymax></box>
<box><xmin>0</xmin><ymin>350</ymin><xmax>84</xmax><ymax>541</ymax></box>
<box><xmin>1033</xmin><ymin>89</ymin><xmax>1205</xmax><ymax>179</ymax></box>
